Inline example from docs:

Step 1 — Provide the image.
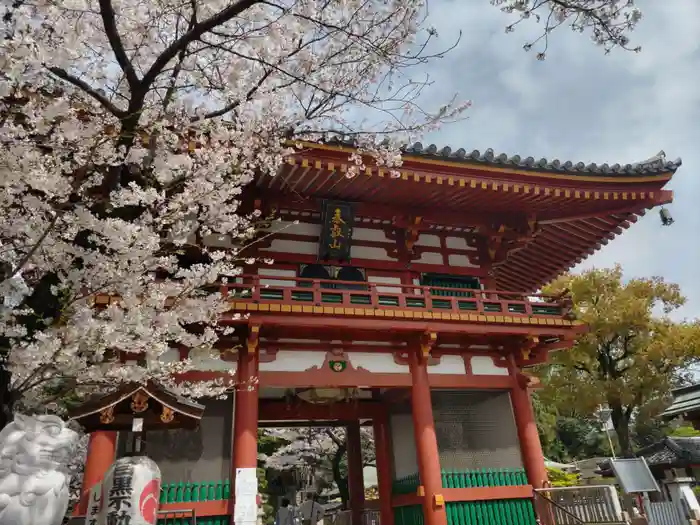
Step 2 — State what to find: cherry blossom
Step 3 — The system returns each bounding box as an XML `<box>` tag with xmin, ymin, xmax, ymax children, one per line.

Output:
<box><xmin>0</xmin><ymin>0</ymin><xmax>644</xmax><ymax>427</ymax></box>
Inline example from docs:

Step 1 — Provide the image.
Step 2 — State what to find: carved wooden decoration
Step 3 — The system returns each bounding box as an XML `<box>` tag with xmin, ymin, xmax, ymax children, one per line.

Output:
<box><xmin>160</xmin><ymin>406</ymin><xmax>175</xmax><ymax>423</ymax></box>
<box><xmin>100</xmin><ymin>406</ymin><xmax>115</xmax><ymax>424</ymax></box>
<box><xmin>131</xmin><ymin>391</ymin><xmax>149</xmax><ymax>413</ymax></box>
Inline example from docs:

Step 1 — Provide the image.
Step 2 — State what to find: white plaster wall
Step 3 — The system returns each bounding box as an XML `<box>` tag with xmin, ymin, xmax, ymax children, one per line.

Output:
<box><xmin>258</xmin><ymin>267</ymin><xmax>296</xmax><ymax>287</ymax></box>
<box><xmin>260</xmin><ymin>239</ymin><xmax>318</xmax><ymax>255</ymax></box>
<box><xmin>282</xmin><ymin>221</ymin><xmax>321</xmax><ymax>237</ymax></box>
<box><xmin>353</xmin><ymin>227</ymin><xmax>391</xmax><ymax>243</ymax></box>
<box><xmin>428</xmin><ymin>355</ymin><xmax>466</xmax><ymax>375</ymax></box>
<box><xmin>189</xmin><ymin>348</ymin><xmax>238</xmax><ymax>372</ymax></box>
<box><xmin>416</xmin><ymin>252</ymin><xmax>443</xmax><ymax>265</ymax></box>
<box><xmin>470</xmin><ymin>356</ymin><xmax>509</xmax><ymax>376</ymax></box>
<box><xmin>445</xmin><ymin>236</ymin><xmax>469</xmax><ymax>250</ymax></box>
<box><xmin>348</xmin><ymin>353</ymin><xmax>409</xmax><ymax>374</ymax></box>
<box><xmin>367</xmin><ymin>275</ymin><xmax>402</xmax><ymax>293</ymax></box>
<box><xmin>448</xmin><ymin>254</ymin><xmax>478</xmax><ymax>268</ymax></box>
<box><xmin>259</xmin><ymin>350</ymin><xmax>326</xmax><ymax>372</ymax></box>
<box><xmin>414</xmin><ymin>234</ymin><xmax>441</xmax><ymax>247</ymax></box>
<box><xmin>390</xmin><ymin>414</ymin><xmax>419</xmax><ymax>479</ymax></box>
<box><xmin>351</xmin><ymin>245</ymin><xmax>395</xmax><ymax>261</ymax></box>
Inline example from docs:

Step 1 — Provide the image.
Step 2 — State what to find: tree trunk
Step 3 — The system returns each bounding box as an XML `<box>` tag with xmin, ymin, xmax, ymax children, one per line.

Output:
<box><xmin>0</xmin><ymin>364</ymin><xmax>14</xmax><ymax>431</ymax></box>
<box><xmin>0</xmin><ymin>338</ymin><xmax>14</xmax><ymax>431</ymax></box>
<box><xmin>331</xmin><ymin>443</ymin><xmax>349</xmax><ymax>507</ymax></box>
<box><xmin>610</xmin><ymin>401</ymin><xmax>634</xmax><ymax>457</ymax></box>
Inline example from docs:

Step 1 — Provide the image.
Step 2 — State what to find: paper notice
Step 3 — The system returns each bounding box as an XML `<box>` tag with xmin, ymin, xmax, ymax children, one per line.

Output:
<box><xmin>235</xmin><ymin>467</ymin><xmax>258</xmax><ymax>496</ymax></box>
<box><xmin>234</xmin><ymin>496</ymin><xmax>258</xmax><ymax>523</ymax></box>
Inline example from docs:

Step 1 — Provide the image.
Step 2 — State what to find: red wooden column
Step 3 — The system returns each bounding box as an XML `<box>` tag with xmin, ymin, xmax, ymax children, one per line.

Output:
<box><xmin>76</xmin><ymin>431</ymin><xmax>117</xmax><ymax>514</ymax></box>
<box><xmin>232</xmin><ymin>348</ymin><xmax>260</xmax><ymax>499</ymax></box>
<box><xmin>409</xmin><ymin>348</ymin><xmax>448</xmax><ymax>525</ymax></box>
<box><xmin>509</xmin><ymin>358</ymin><xmax>548</xmax><ymax>488</ymax></box>
<box><xmin>373</xmin><ymin>414</ymin><xmax>395</xmax><ymax>525</ymax></box>
<box><xmin>347</xmin><ymin>420</ymin><xmax>365</xmax><ymax>525</ymax></box>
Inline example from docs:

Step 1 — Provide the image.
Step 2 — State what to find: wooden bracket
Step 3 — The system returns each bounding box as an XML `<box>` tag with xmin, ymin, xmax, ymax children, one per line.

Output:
<box><xmin>405</xmin><ymin>216</ymin><xmax>423</xmax><ymax>251</ymax></box>
<box><xmin>482</xmin><ymin>217</ymin><xmax>539</xmax><ymax>265</ymax></box>
<box><xmin>247</xmin><ymin>324</ymin><xmax>261</xmax><ymax>354</ymax></box>
<box><xmin>420</xmin><ymin>332</ymin><xmax>438</xmax><ymax>360</ymax></box>
<box><xmin>521</xmin><ymin>336</ymin><xmax>540</xmax><ymax>361</ymax></box>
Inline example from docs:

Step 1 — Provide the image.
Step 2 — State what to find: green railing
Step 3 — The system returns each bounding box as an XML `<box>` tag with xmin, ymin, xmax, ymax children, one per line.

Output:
<box><xmin>395</xmin><ymin>505</ymin><xmax>424</xmax><ymax>525</ymax></box>
<box><xmin>394</xmin><ymin>500</ymin><xmax>537</xmax><ymax>525</ymax></box>
<box><xmin>442</xmin><ymin>468</ymin><xmax>528</xmax><ymax>488</ymax></box>
<box><xmin>393</xmin><ymin>473</ymin><xmax>421</xmax><ymax>495</ymax></box>
<box><xmin>393</xmin><ymin>469</ymin><xmax>529</xmax><ymax>495</ymax></box>
<box><xmin>160</xmin><ymin>480</ymin><xmax>231</xmax><ymax>504</ymax></box>
<box><xmin>447</xmin><ymin>500</ymin><xmax>537</xmax><ymax>525</ymax></box>
<box><xmin>157</xmin><ymin>518</ymin><xmax>229</xmax><ymax>525</ymax></box>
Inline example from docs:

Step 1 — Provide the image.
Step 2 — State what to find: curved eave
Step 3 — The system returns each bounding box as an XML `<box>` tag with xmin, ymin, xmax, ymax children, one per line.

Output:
<box><xmin>494</xmin><ymin>211</ymin><xmax>647</xmax><ymax>291</ymax></box>
<box><xmin>294</xmin><ymin>141</ymin><xmax>681</xmax><ymax>184</ymax></box>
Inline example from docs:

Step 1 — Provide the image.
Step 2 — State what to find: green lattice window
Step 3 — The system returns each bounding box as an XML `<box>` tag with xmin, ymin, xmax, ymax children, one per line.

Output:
<box><xmin>420</xmin><ymin>274</ymin><xmax>480</xmax><ymax>298</ymax></box>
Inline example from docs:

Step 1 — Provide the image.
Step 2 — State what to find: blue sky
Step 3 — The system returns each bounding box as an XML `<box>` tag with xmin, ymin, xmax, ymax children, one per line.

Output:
<box><xmin>410</xmin><ymin>0</ymin><xmax>700</xmax><ymax>319</ymax></box>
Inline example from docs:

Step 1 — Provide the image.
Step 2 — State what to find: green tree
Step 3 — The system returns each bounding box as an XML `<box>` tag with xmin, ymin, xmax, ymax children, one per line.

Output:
<box><xmin>540</xmin><ymin>266</ymin><xmax>700</xmax><ymax>457</ymax></box>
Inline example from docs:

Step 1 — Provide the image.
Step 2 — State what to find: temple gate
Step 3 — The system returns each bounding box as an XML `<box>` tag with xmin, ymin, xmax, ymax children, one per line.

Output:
<box><xmin>73</xmin><ymin>142</ymin><xmax>680</xmax><ymax>525</ymax></box>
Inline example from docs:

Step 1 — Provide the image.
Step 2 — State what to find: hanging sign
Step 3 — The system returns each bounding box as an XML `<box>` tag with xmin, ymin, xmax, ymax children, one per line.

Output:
<box><xmin>99</xmin><ymin>456</ymin><xmax>162</xmax><ymax>525</ymax></box>
<box><xmin>318</xmin><ymin>200</ymin><xmax>354</xmax><ymax>262</ymax></box>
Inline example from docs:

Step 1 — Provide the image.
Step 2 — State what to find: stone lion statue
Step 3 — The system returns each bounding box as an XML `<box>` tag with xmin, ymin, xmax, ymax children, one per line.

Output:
<box><xmin>0</xmin><ymin>413</ymin><xmax>79</xmax><ymax>525</ymax></box>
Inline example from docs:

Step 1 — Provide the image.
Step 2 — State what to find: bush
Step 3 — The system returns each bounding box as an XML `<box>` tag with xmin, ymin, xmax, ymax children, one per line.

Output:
<box><xmin>547</xmin><ymin>467</ymin><xmax>580</xmax><ymax>487</ymax></box>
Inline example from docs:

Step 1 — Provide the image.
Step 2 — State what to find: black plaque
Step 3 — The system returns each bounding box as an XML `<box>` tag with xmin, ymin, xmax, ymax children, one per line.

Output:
<box><xmin>318</xmin><ymin>200</ymin><xmax>354</xmax><ymax>262</ymax></box>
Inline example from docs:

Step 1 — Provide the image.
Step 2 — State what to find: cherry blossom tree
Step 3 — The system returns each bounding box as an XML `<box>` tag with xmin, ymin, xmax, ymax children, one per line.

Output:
<box><xmin>495</xmin><ymin>0</ymin><xmax>643</xmax><ymax>59</ymax></box>
<box><xmin>0</xmin><ymin>0</ymin><xmax>644</xmax><ymax>429</ymax></box>
<box><xmin>263</xmin><ymin>427</ymin><xmax>375</xmax><ymax>506</ymax></box>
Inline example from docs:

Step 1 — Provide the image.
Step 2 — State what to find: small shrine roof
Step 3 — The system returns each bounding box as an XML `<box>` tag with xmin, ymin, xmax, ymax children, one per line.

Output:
<box><xmin>597</xmin><ymin>437</ymin><xmax>700</xmax><ymax>476</ymax></box>
<box><xmin>68</xmin><ymin>381</ymin><xmax>205</xmax><ymax>432</ymax></box>
<box><xmin>661</xmin><ymin>384</ymin><xmax>700</xmax><ymax>419</ymax></box>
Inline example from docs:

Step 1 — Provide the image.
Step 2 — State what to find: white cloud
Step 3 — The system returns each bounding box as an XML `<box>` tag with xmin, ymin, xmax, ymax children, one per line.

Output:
<box><xmin>410</xmin><ymin>0</ymin><xmax>700</xmax><ymax>318</ymax></box>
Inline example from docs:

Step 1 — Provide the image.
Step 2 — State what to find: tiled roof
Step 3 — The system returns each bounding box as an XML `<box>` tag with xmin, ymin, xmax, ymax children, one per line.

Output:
<box><xmin>321</xmin><ymin>138</ymin><xmax>682</xmax><ymax>177</ymax></box>
<box><xmin>401</xmin><ymin>144</ymin><xmax>681</xmax><ymax>177</ymax></box>
<box><xmin>662</xmin><ymin>384</ymin><xmax>700</xmax><ymax>418</ymax></box>
<box><xmin>640</xmin><ymin>437</ymin><xmax>700</xmax><ymax>466</ymax></box>
<box><xmin>597</xmin><ymin>438</ymin><xmax>700</xmax><ymax>476</ymax></box>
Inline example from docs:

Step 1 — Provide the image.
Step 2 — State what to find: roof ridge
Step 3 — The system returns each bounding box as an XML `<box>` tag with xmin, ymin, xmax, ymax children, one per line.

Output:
<box><xmin>318</xmin><ymin>137</ymin><xmax>681</xmax><ymax>177</ymax></box>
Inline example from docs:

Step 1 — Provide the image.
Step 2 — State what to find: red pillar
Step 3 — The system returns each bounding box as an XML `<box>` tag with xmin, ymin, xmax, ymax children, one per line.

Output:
<box><xmin>76</xmin><ymin>431</ymin><xmax>117</xmax><ymax>515</ymax></box>
<box><xmin>409</xmin><ymin>350</ymin><xmax>448</xmax><ymax>525</ymax></box>
<box><xmin>510</xmin><ymin>368</ymin><xmax>548</xmax><ymax>488</ymax></box>
<box><xmin>232</xmin><ymin>349</ymin><xmax>260</xmax><ymax>498</ymax></box>
<box><xmin>373</xmin><ymin>415</ymin><xmax>395</xmax><ymax>525</ymax></box>
<box><xmin>347</xmin><ymin>421</ymin><xmax>365</xmax><ymax>525</ymax></box>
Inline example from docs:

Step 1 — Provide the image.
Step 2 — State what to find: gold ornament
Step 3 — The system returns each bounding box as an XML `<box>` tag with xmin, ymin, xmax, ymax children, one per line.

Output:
<box><xmin>131</xmin><ymin>391</ymin><xmax>149</xmax><ymax>413</ymax></box>
<box><xmin>160</xmin><ymin>406</ymin><xmax>175</xmax><ymax>423</ymax></box>
<box><xmin>99</xmin><ymin>406</ymin><xmax>115</xmax><ymax>424</ymax></box>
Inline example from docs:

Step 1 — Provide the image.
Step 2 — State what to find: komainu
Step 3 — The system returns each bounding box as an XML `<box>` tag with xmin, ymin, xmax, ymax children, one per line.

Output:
<box><xmin>0</xmin><ymin>414</ymin><xmax>79</xmax><ymax>525</ymax></box>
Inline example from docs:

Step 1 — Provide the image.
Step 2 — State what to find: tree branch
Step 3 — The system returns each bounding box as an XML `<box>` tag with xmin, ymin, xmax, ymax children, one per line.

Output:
<box><xmin>1</xmin><ymin>213</ymin><xmax>60</xmax><ymax>286</ymax></box>
<box><xmin>98</xmin><ymin>0</ymin><xmax>140</xmax><ymax>88</ymax></box>
<box><xmin>140</xmin><ymin>0</ymin><xmax>260</xmax><ymax>91</ymax></box>
<box><xmin>47</xmin><ymin>67</ymin><xmax>126</xmax><ymax>117</ymax></box>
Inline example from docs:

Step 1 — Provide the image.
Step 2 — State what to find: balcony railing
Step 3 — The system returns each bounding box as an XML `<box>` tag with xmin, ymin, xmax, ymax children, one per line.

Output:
<box><xmin>222</xmin><ymin>275</ymin><xmax>573</xmax><ymax>321</ymax></box>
